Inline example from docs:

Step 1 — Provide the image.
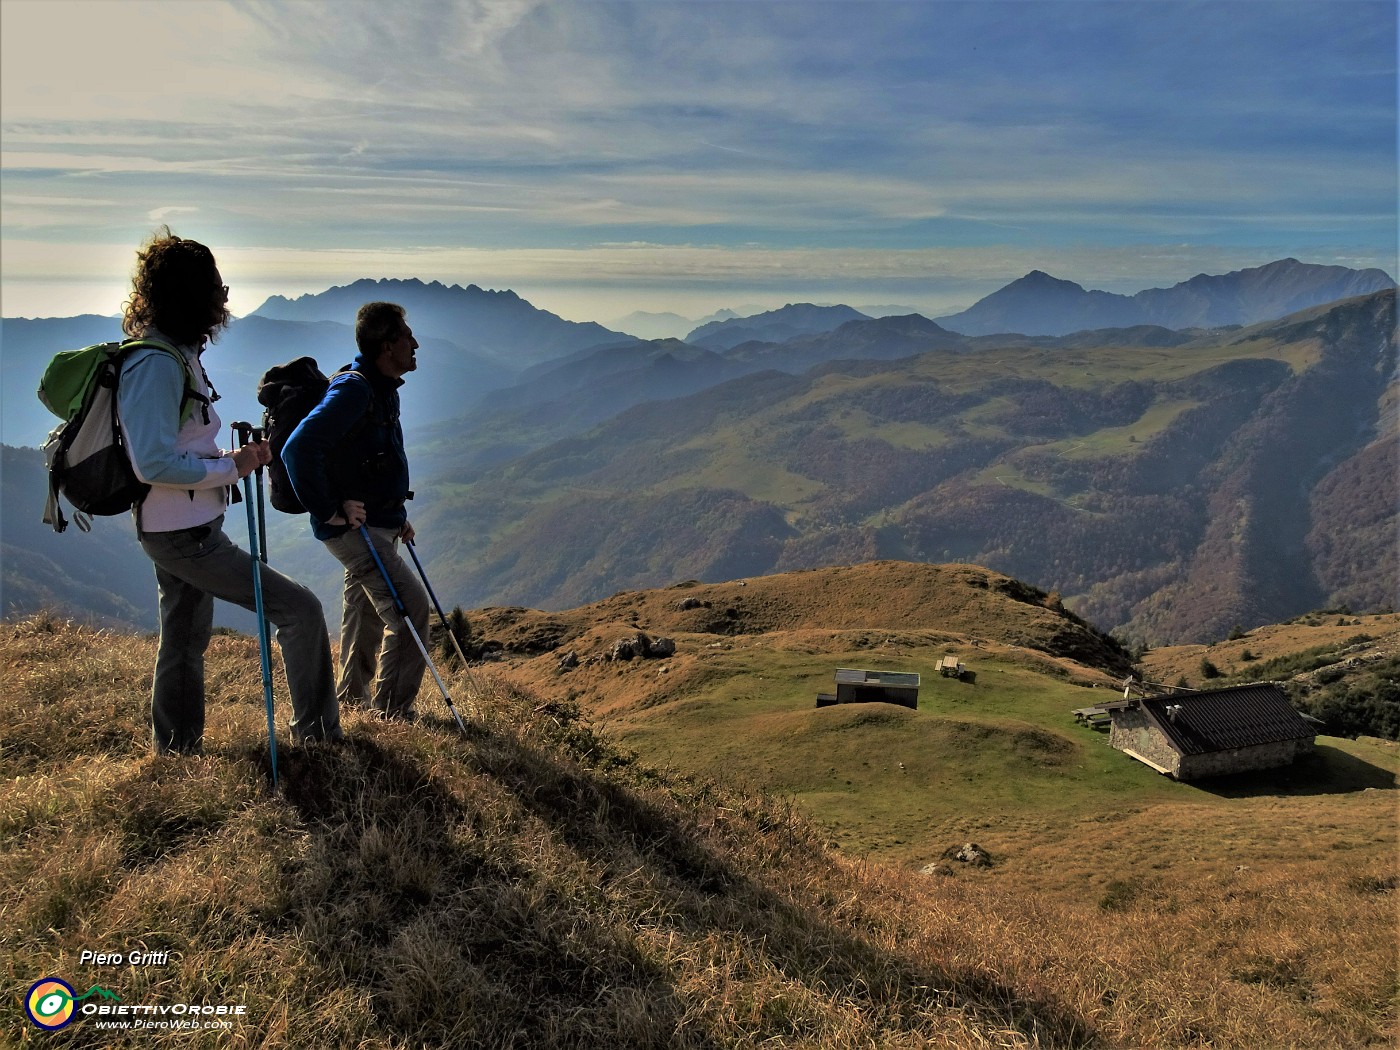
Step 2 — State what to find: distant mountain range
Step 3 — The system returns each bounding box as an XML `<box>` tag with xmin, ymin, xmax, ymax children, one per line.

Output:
<box><xmin>685</xmin><ymin>303</ymin><xmax>872</xmax><ymax>350</ymax></box>
<box><xmin>0</xmin><ymin>444</ymin><xmax>267</xmax><ymax>631</ymax></box>
<box><xmin>253</xmin><ymin>278</ymin><xmax>634</xmax><ymax>368</ymax></box>
<box><xmin>607</xmin><ymin>308</ymin><xmax>747</xmax><ymax>341</ymax></box>
<box><xmin>4</xmin><ymin>259</ymin><xmax>1395</xmax><ymax>643</ymax></box>
<box><xmin>935</xmin><ymin>258</ymin><xmax>1396</xmax><ymax>336</ymax></box>
<box><xmin>412</xmin><ymin>289</ymin><xmax>1397</xmax><ymax>645</ymax></box>
<box><xmin>0</xmin><ymin>311</ymin><xmax>516</xmax><ymax>449</ymax></box>
<box><xmin>609</xmin><ymin>303</ymin><xmax>922</xmax><ymax>342</ymax></box>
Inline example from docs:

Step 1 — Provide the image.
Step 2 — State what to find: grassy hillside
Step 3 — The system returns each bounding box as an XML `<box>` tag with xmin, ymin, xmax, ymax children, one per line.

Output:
<box><xmin>1140</xmin><ymin>611</ymin><xmax>1400</xmax><ymax>740</ymax></box>
<box><xmin>5</xmin><ymin>606</ymin><xmax>1396</xmax><ymax>1049</ymax></box>
<box><xmin>475</xmin><ymin>562</ymin><xmax>1395</xmax><ymax>850</ymax></box>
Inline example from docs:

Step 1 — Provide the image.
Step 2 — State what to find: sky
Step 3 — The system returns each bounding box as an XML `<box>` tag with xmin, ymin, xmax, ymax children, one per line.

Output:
<box><xmin>1</xmin><ymin>0</ymin><xmax>1396</xmax><ymax>325</ymax></box>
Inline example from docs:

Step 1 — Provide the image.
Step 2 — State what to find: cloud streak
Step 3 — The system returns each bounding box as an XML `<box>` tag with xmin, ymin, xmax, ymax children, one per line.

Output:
<box><xmin>1</xmin><ymin>0</ymin><xmax>1394</xmax><ymax>319</ymax></box>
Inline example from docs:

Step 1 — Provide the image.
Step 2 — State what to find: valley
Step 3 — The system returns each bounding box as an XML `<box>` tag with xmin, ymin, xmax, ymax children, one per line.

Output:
<box><xmin>419</xmin><ymin>289</ymin><xmax>1396</xmax><ymax>645</ymax></box>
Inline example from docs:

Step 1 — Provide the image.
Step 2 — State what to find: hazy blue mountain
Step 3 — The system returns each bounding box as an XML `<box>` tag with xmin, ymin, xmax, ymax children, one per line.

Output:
<box><xmin>252</xmin><ymin>278</ymin><xmax>635</xmax><ymax>368</ymax></box>
<box><xmin>607</xmin><ymin>306</ymin><xmax>754</xmax><ymax>341</ymax></box>
<box><xmin>508</xmin><ymin>339</ymin><xmax>734</xmax><ymax>401</ymax></box>
<box><xmin>415</xmin><ymin>338</ymin><xmax>757</xmax><ymax>478</ymax></box>
<box><xmin>856</xmin><ymin>303</ymin><xmax>926</xmax><ymax>317</ymax></box>
<box><xmin>607</xmin><ymin>311</ymin><xmax>696</xmax><ymax>340</ymax></box>
<box><xmin>1131</xmin><ymin>258</ymin><xmax>1396</xmax><ymax>326</ymax></box>
<box><xmin>2</xmin><ymin>315</ymin><xmax>127</xmax><ymax>446</ymax></box>
<box><xmin>415</xmin><ymin>314</ymin><xmax>1214</xmax><ymax>484</ymax></box>
<box><xmin>416</xmin><ymin>316</ymin><xmax>979</xmax><ymax>480</ymax></box>
<box><xmin>721</xmin><ymin>314</ymin><xmax>968</xmax><ymax>371</ymax></box>
<box><xmin>685</xmin><ymin>303</ymin><xmax>871</xmax><ymax>350</ymax></box>
<box><xmin>937</xmin><ymin>271</ymin><xmax>1140</xmax><ymax>336</ymax></box>
<box><xmin>1</xmin><ymin>313</ymin><xmax>123</xmax><ymax>343</ymax></box>
<box><xmin>696</xmin><ymin>307</ymin><xmax>753</xmax><ymax>325</ymax></box>
<box><xmin>0</xmin><ymin>445</ymin><xmax>265</xmax><ymax>630</ymax></box>
<box><xmin>0</xmin><ymin>313</ymin><xmax>516</xmax><ymax>448</ymax></box>
<box><xmin>936</xmin><ymin>258</ymin><xmax>1397</xmax><ymax>336</ymax></box>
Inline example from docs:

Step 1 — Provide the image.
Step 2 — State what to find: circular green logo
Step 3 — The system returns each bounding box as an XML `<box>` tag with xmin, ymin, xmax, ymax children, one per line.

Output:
<box><xmin>26</xmin><ymin>978</ymin><xmax>76</xmax><ymax>1029</ymax></box>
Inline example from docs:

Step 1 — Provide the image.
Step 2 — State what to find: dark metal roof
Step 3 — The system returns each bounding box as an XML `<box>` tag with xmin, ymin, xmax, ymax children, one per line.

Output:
<box><xmin>834</xmin><ymin>668</ymin><xmax>921</xmax><ymax>688</ymax></box>
<box><xmin>1136</xmin><ymin>684</ymin><xmax>1314</xmax><ymax>755</ymax></box>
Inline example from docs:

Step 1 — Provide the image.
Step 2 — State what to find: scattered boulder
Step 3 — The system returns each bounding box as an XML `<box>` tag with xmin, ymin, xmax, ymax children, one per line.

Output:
<box><xmin>608</xmin><ymin>632</ymin><xmax>677</xmax><ymax>661</ymax></box>
<box><xmin>941</xmin><ymin>842</ymin><xmax>993</xmax><ymax>867</ymax></box>
<box><xmin>610</xmin><ymin>636</ymin><xmax>642</xmax><ymax>661</ymax></box>
<box><xmin>676</xmin><ymin>597</ymin><xmax>709</xmax><ymax>611</ymax></box>
<box><xmin>920</xmin><ymin>862</ymin><xmax>956</xmax><ymax>877</ymax></box>
<box><xmin>556</xmin><ymin>650</ymin><xmax>579</xmax><ymax>670</ymax></box>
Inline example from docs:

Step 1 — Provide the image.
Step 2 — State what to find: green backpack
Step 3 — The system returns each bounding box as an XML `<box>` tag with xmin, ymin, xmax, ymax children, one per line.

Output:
<box><xmin>38</xmin><ymin>339</ymin><xmax>209</xmax><ymax>533</ymax></box>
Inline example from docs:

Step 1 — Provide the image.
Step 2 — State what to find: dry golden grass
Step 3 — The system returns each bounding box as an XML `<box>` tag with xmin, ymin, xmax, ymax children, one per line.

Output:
<box><xmin>1139</xmin><ymin>612</ymin><xmax>1400</xmax><ymax>687</ymax></box>
<box><xmin>2</xmin><ymin>612</ymin><xmax>1396</xmax><ymax>1048</ymax></box>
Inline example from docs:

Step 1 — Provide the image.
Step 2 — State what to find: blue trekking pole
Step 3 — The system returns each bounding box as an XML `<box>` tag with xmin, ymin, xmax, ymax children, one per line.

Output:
<box><xmin>359</xmin><ymin>526</ymin><xmax>468</xmax><ymax>734</ymax></box>
<box><xmin>254</xmin><ymin>451</ymin><xmax>269</xmax><ymax>571</ymax></box>
<box><xmin>234</xmin><ymin>422</ymin><xmax>278</xmax><ymax>787</ymax></box>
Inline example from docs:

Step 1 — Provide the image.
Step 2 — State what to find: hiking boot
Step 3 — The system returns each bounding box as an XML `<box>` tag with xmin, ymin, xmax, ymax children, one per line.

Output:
<box><xmin>292</xmin><ymin>731</ymin><xmax>347</xmax><ymax>749</ymax></box>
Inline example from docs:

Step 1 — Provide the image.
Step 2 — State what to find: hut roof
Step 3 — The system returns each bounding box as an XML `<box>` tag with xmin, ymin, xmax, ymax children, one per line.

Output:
<box><xmin>1107</xmin><ymin>683</ymin><xmax>1314</xmax><ymax>755</ymax></box>
<box><xmin>834</xmin><ymin>668</ymin><xmax>921</xmax><ymax>688</ymax></box>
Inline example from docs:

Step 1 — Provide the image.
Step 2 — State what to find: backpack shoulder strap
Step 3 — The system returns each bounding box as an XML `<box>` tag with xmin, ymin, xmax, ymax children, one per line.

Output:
<box><xmin>329</xmin><ymin>367</ymin><xmax>381</xmax><ymax>421</ymax></box>
<box><xmin>120</xmin><ymin>339</ymin><xmax>212</xmax><ymax>425</ymax></box>
<box><xmin>329</xmin><ymin>366</ymin><xmax>373</xmax><ymax>391</ymax></box>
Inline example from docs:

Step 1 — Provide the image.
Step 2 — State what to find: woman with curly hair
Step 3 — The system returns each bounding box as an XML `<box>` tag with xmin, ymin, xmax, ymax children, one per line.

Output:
<box><xmin>117</xmin><ymin>228</ymin><xmax>342</xmax><ymax>754</ymax></box>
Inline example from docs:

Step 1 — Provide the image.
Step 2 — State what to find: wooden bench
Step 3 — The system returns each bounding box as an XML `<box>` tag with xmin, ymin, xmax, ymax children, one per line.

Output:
<box><xmin>1073</xmin><ymin>707</ymin><xmax>1112</xmax><ymax>729</ymax></box>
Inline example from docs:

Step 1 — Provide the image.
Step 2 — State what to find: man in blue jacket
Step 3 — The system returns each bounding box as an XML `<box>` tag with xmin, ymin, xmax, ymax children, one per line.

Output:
<box><xmin>282</xmin><ymin>302</ymin><xmax>429</xmax><ymax>721</ymax></box>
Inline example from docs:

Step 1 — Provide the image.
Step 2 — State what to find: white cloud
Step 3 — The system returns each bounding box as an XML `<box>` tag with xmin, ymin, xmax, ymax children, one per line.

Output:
<box><xmin>1</xmin><ymin>0</ymin><xmax>1393</xmax><ymax>321</ymax></box>
<box><xmin>147</xmin><ymin>206</ymin><xmax>201</xmax><ymax>222</ymax></box>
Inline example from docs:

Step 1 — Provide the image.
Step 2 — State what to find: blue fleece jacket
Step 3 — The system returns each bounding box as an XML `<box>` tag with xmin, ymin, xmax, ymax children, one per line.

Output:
<box><xmin>282</xmin><ymin>355</ymin><xmax>409</xmax><ymax>541</ymax></box>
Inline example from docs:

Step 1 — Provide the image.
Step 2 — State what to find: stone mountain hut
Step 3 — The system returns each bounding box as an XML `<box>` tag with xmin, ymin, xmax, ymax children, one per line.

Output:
<box><xmin>1101</xmin><ymin>682</ymin><xmax>1315</xmax><ymax>781</ymax></box>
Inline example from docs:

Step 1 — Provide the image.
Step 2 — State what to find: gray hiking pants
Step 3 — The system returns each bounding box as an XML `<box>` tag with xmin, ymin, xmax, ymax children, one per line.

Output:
<box><xmin>140</xmin><ymin>516</ymin><xmax>341</xmax><ymax>754</ymax></box>
<box><xmin>322</xmin><ymin>526</ymin><xmax>429</xmax><ymax>720</ymax></box>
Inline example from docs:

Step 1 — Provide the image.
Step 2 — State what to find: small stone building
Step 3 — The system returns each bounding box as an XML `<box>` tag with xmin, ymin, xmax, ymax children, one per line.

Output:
<box><xmin>1102</xmin><ymin>683</ymin><xmax>1315</xmax><ymax>780</ymax></box>
<box><xmin>816</xmin><ymin>668</ymin><xmax>920</xmax><ymax>709</ymax></box>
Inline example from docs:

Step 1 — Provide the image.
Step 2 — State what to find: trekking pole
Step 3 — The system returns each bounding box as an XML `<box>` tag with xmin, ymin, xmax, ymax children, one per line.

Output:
<box><xmin>233</xmin><ymin>422</ymin><xmax>278</xmax><ymax>788</ymax></box>
<box><xmin>406</xmin><ymin>539</ymin><xmax>483</xmax><ymax>717</ymax></box>
<box><xmin>358</xmin><ymin>525</ymin><xmax>468</xmax><ymax>734</ymax></box>
<box><xmin>405</xmin><ymin>540</ymin><xmax>474</xmax><ymax>667</ymax></box>
<box><xmin>252</xmin><ymin>431</ymin><xmax>269</xmax><ymax>568</ymax></box>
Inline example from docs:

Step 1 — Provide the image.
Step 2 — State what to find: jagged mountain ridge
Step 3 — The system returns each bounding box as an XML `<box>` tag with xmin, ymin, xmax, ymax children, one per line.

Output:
<box><xmin>936</xmin><ymin>258</ymin><xmax>1396</xmax><ymax>336</ymax></box>
<box><xmin>0</xmin><ymin>313</ymin><xmax>515</xmax><ymax>449</ymax></box>
<box><xmin>253</xmin><ymin>277</ymin><xmax>635</xmax><ymax>367</ymax></box>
